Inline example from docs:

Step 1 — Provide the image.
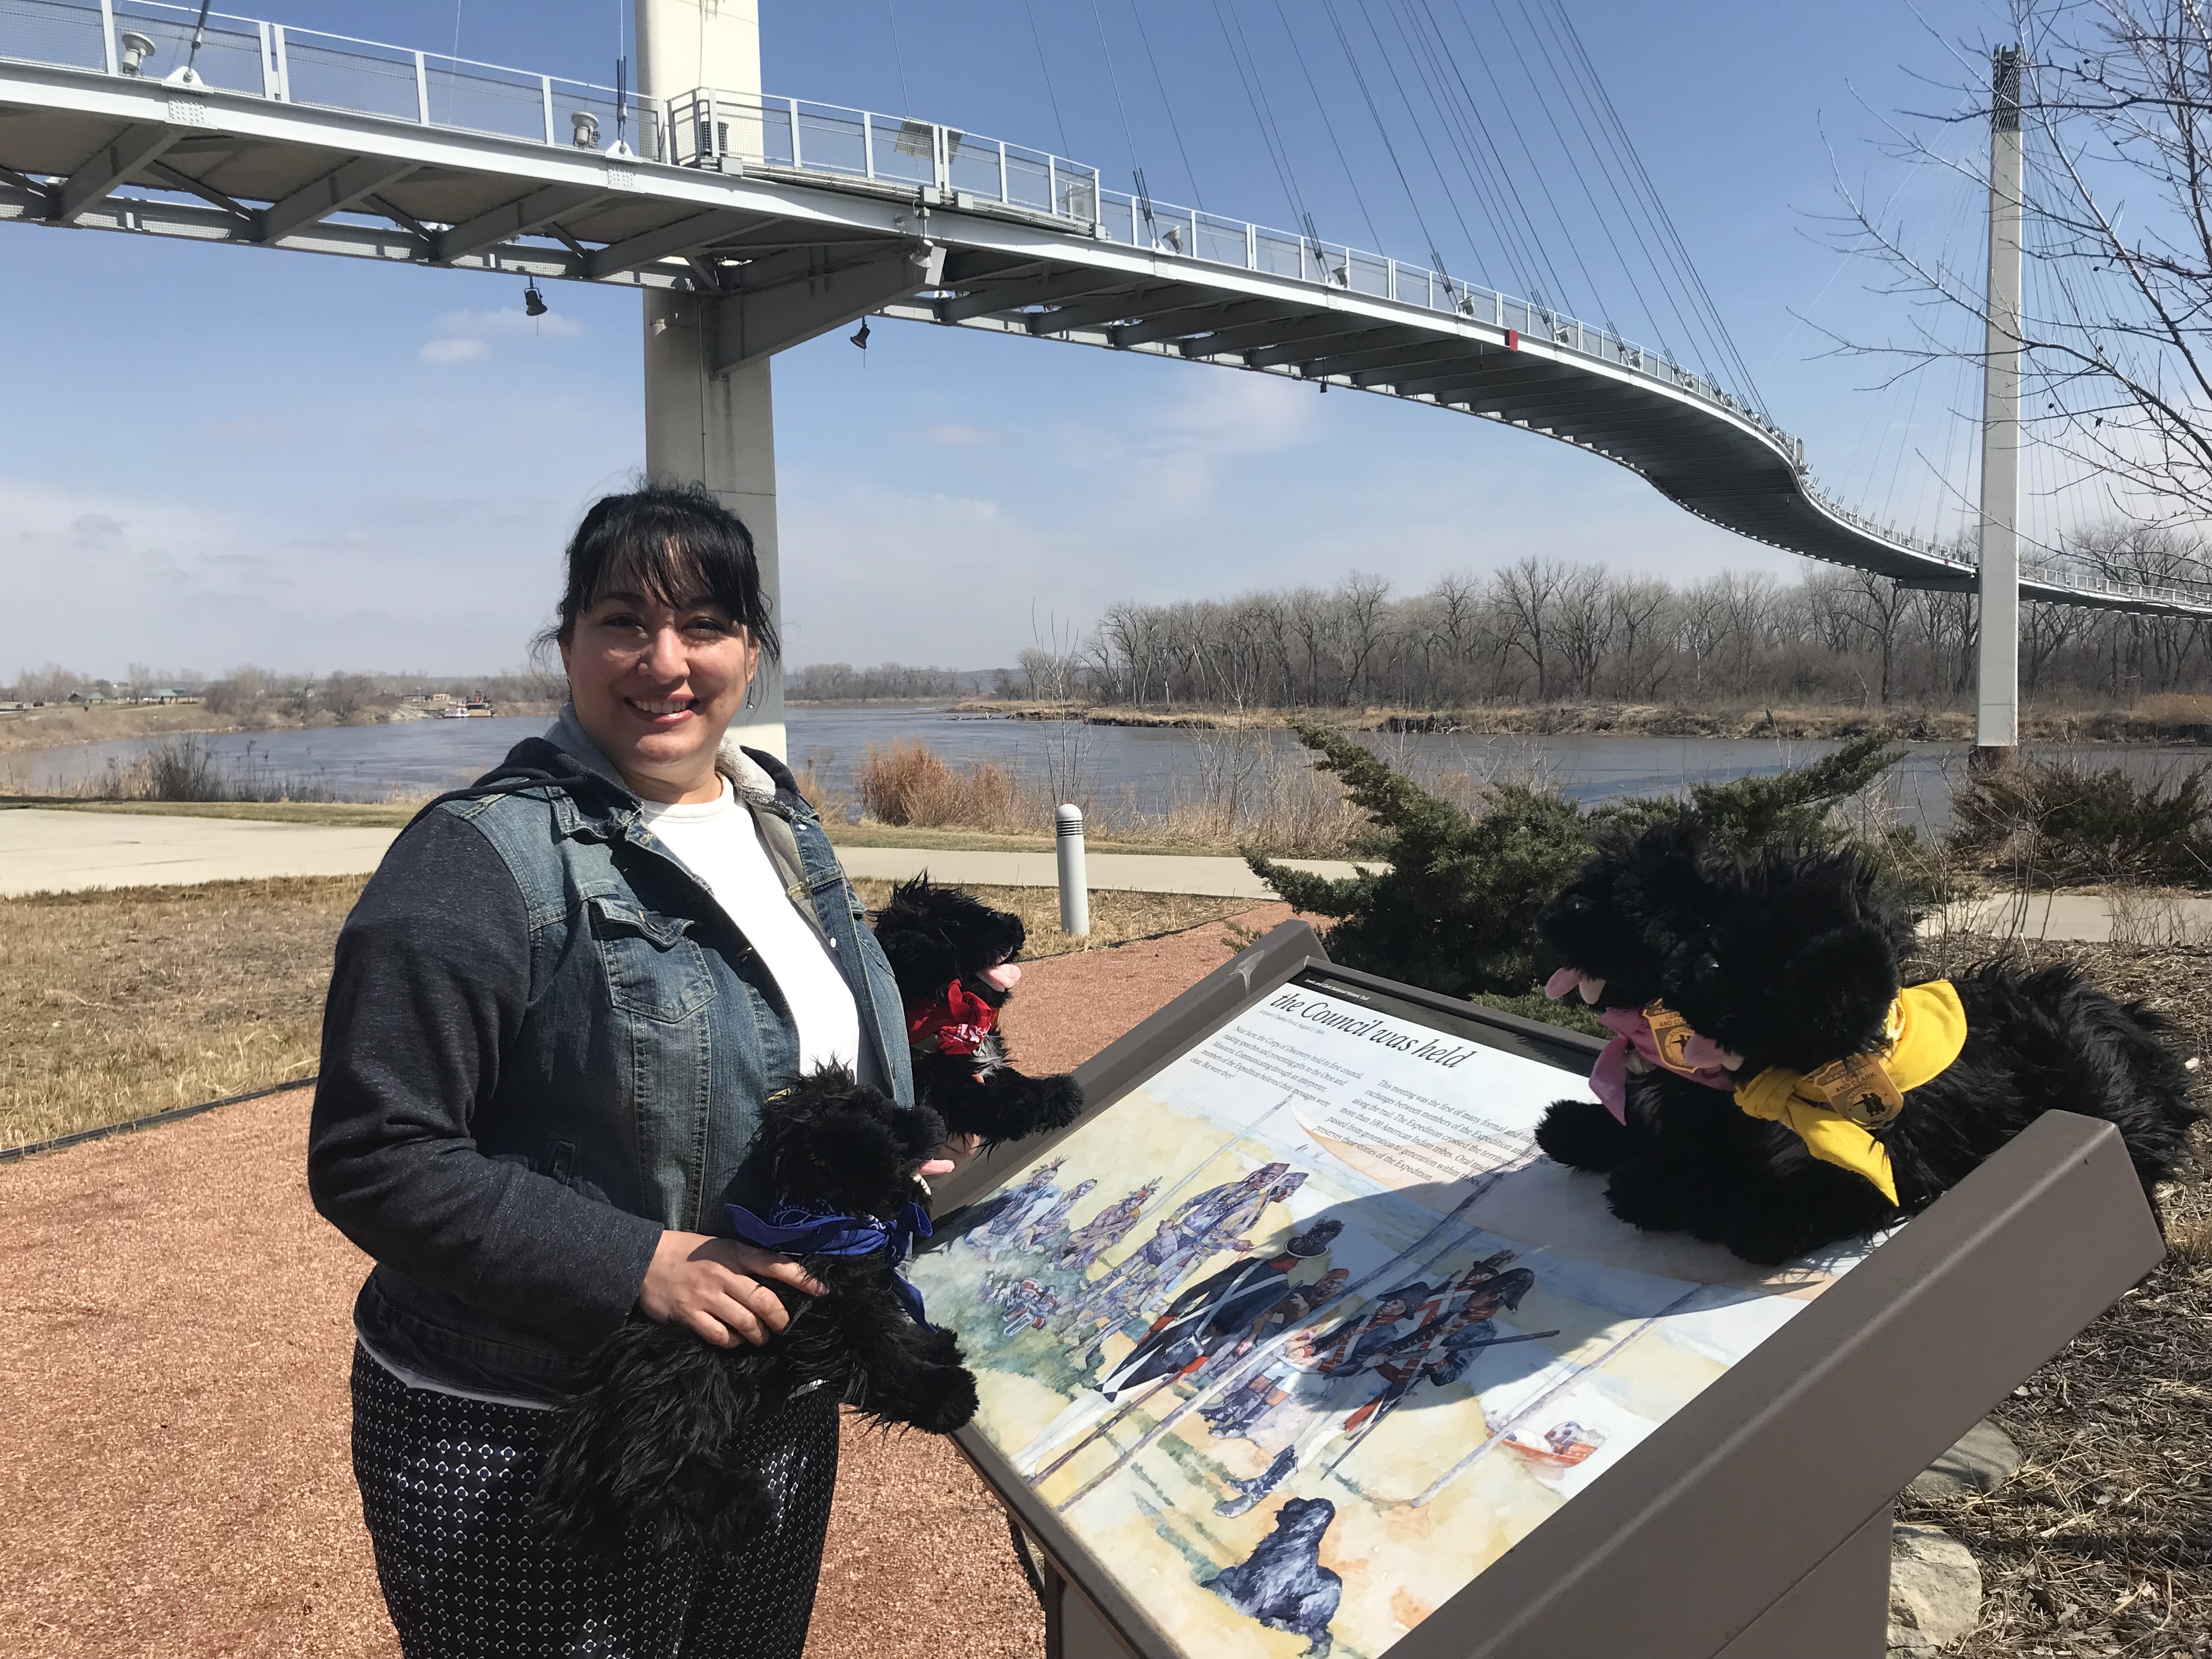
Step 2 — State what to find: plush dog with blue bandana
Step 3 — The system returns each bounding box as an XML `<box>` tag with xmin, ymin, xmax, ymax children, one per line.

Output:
<box><xmin>534</xmin><ymin>1067</ymin><xmax>978</xmax><ymax>1555</ymax></box>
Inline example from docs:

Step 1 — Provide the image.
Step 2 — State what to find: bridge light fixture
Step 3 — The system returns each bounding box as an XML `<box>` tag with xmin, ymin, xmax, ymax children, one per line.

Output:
<box><xmin>571</xmin><ymin>110</ymin><xmax>600</xmax><ymax>149</ymax></box>
<box><xmin>117</xmin><ymin>31</ymin><xmax>156</xmax><ymax>76</ymax></box>
<box><xmin>523</xmin><ymin>281</ymin><xmax>548</xmax><ymax>318</ymax></box>
<box><xmin>849</xmin><ymin>319</ymin><xmax>871</xmax><ymax>350</ymax></box>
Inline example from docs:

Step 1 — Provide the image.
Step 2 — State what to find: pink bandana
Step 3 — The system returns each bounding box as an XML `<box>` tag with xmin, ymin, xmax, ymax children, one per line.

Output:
<box><xmin>1545</xmin><ymin>968</ymin><xmax>1735</xmax><ymax>1122</ymax></box>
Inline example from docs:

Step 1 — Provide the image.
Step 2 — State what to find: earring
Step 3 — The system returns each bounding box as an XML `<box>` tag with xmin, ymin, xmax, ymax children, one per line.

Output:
<box><xmin>743</xmin><ymin>676</ymin><xmax>761</xmax><ymax>711</ymax></box>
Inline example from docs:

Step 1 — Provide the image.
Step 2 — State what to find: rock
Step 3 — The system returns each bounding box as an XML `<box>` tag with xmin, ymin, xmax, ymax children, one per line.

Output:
<box><xmin>1910</xmin><ymin>1419</ymin><xmax>2023</xmax><ymax>1500</ymax></box>
<box><xmin>1888</xmin><ymin>1524</ymin><xmax>1983</xmax><ymax>1655</ymax></box>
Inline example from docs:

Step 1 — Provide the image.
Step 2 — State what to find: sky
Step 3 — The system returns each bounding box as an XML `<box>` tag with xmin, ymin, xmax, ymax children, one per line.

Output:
<box><xmin>0</xmin><ymin>0</ymin><xmax>2025</xmax><ymax>680</ymax></box>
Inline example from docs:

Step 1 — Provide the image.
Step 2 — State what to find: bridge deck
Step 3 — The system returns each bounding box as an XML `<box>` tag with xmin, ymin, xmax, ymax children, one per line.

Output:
<box><xmin>0</xmin><ymin>0</ymin><xmax>2199</xmax><ymax>617</ymax></box>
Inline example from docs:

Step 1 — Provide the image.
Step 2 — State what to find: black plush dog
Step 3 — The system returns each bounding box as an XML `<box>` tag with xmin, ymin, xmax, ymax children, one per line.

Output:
<box><xmin>1533</xmin><ymin>823</ymin><xmax>2200</xmax><ymax>1264</ymax></box>
<box><xmin>534</xmin><ymin>1068</ymin><xmax>979</xmax><ymax>1555</ymax></box>
<box><xmin>873</xmin><ymin>876</ymin><xmax>1085</xmax><ymax>1147</ymax></box>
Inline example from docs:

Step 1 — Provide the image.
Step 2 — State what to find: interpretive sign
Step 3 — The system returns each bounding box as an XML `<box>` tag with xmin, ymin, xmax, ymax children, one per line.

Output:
<box><xmin>919</xmin><ymin>922</ymin><xmax>2167</xmax><ymax>1659</ymax></box>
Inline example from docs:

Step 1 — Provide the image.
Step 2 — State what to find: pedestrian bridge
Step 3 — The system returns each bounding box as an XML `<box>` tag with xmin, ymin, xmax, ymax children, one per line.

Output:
<box><xmin>0</xmin><ymin>0</ymin><xmax>2200</xmax><ymax>617</ymax></box>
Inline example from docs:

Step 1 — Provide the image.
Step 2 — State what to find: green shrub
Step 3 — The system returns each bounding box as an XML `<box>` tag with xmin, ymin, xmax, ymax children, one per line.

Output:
<box><xmin>1948</xmin><ymin>761</ymin><xmax>2212</xmax><ymax>887</ymax></box>
<box><xmin>1249</xmin><ymin>726</ymin><xmax>1905</xmax><ymax>1017</ymax></box>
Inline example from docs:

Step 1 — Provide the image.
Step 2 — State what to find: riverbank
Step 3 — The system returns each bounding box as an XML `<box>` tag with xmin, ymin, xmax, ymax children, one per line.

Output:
<box><xmin>950</xmin><ymin>697</ymin><xmax>2212</xmax><ymax>743</ymax></box>
<box><xmin>0</xmin><ymin>699</ymin><xmax>564</xmax><ymax>764</ymax></box>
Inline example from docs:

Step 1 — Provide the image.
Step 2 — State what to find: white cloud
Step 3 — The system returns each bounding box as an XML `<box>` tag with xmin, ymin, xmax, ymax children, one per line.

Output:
<box><xmin>420</xmin><ymin>336</ymin><xmax>489</xmax><ymax>364</ymax></box>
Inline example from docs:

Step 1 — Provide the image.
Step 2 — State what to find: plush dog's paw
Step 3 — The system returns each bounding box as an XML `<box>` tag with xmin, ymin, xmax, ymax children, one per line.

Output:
<box><xmin>1537</xmin><ymin>1098</ymin><xmax>1635</xmax><ymax>1173</ymax></box>
<box><xmin>1602</xmin><ymin>1159</ymin><xmax>1686</xmax><ymax>1233</ymax></box>
<box><xmin>1034</xmin><ymin>1074</ymin><xmax>1086</xmax><ymax>1133</ymax></box>
<box><xmin>910</xmin><ymin>1363</ymin><xmax>981</xmax><ymax>1433</ymax></box>
<box><xmin>917</xmin><ymin>1325</ymin><xmax>965</xmax><ymax>1368</ymax></box>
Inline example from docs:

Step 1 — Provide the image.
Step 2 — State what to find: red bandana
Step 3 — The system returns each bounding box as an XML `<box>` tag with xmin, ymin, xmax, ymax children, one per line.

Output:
<box><xmin>907</xmin><ymin>980</ymin><xmax>997</xmax><ymax>1057</ymax></box>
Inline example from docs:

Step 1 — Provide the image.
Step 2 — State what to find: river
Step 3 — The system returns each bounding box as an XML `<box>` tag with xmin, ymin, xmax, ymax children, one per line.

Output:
<box><xmin>4</xmin><ymin>705</ymin><xmax>2205</xmax><ymax>832</ymax></box>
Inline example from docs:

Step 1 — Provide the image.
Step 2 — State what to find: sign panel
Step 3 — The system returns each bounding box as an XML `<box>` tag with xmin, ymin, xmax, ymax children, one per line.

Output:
<box><xmin>911</xmin><ymin>968</ymin><xmax>1880</xmax><ymax>1659</ymax></box>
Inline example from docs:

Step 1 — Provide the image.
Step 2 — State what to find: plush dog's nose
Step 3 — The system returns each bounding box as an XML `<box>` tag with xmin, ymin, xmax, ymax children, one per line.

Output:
<box><xmin>979</xmin><ymin>962</ymin><xmax>1021</xmax><ymax>990</ymax></box>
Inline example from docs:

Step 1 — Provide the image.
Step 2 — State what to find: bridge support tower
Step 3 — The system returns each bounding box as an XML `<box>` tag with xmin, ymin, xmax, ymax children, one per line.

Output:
<box><xmin>636</xmin><ymin>0</ymin><xmax>785</xmax><ymax>757</ymax></box>
<box><xmin>1973</xmin><ymin>44</ymin><xmax>2025</xmax><ymax>769</ymax></box>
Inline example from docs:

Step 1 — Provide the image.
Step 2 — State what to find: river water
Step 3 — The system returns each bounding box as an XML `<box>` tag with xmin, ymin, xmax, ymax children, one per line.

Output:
<box><xmin>5</xmin><ymin>704</ymin><xmax>2204</xmax><ymax>832</ymax></box>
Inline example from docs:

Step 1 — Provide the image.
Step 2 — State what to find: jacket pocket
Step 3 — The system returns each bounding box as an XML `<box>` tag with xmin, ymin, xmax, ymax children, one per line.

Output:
<box><xmin>585</xmin><ymin>894</ymin><xmax>718</xmax><ymax>1022</ymax></box>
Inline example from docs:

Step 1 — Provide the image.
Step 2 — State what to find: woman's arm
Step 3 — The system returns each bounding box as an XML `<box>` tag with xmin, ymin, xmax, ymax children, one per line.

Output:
<box><xmin>306</xmin><ymin>809</ymin><xmax>663</xmax><ymax>1344</ymax></box>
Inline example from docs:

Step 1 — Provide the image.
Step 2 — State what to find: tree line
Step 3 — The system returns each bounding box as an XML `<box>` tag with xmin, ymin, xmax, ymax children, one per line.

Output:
<box><xmin>1024</xmin><ymin>555</ymin><xmax>2212</xmax><ymax>712</ymax></box>
<box><xmin>3</xmin><ymin>664</ymin><xmax>566</xmax><ymax>719</ymax></box>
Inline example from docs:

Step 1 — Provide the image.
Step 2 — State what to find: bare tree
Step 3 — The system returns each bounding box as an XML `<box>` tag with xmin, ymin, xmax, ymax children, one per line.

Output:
<box><xmin>1493</xmin><ymin>557</ymin><xmax>1568</xmax><ymax>698</ymax></box>
<box><xmin>1834</xmin><ymin>1</ymin><xmax>2212</xmax><ymax>574</ymax></box>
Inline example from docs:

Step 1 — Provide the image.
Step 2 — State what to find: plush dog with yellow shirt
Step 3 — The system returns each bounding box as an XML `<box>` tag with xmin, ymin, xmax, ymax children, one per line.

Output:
<box><xmin>1532</xmin><ymin>822</ymin><xmax>2200</xmax><ymax>1264</ymax></box>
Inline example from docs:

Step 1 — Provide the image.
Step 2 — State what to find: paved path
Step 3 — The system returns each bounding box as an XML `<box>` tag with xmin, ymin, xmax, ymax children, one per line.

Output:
<box><xmin>0</xmin><ymin>808</ymin><xmax>403</xmax><ymax>896</ymax></box>
<box><xmin>8</xmin><ymin>810</ymin><xmax>2205</xmax><ymax>943</ymax></box>
<box><xmin>0</xmin><ymin>808</ymin><xmax>1363</xmax><ymax>899</ymax></box>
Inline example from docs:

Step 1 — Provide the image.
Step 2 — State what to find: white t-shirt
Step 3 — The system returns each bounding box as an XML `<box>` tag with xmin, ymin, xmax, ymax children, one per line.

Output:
<box><xmin>637</xmin><ymin>780</ymin><xmax>867</xmax><ymax>1080</ymax></box>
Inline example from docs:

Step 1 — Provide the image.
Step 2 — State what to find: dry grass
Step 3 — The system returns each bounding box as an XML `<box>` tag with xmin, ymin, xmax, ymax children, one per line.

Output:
<box><xmin>1896</xmin><ymin>934</ymin><xmax>2212</xmax><ymax>1658</ymax></box>
<box><xmin>0</xmin><ymin>876</ymin><xmax>1252</xmax><ymax>1151</ymax></box>
<box><xmin>0</xmin><ymin>875</ymin><xmax>364</xmax><ymax>1149</ymax></box>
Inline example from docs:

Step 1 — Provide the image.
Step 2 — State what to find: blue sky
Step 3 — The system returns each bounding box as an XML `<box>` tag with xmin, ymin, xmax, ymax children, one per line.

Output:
<box><xmin>0</xmin><ymin>0</ymin><xmax>2016</xmax><ymax>679</ymax></box>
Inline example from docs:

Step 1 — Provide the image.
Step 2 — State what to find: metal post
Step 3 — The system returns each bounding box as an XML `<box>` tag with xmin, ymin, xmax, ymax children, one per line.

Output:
<box><xmin>257</xmin><ymin>21</ymin><xmax>276</xmax><ymax>98</ymax></box>
<box><xmin>540</xmin><ymin>76</ymin><xmax>555</xmax><ymax>145</ymax></box>
<box><xmin>271</xmin><ymin>25</ymin><xmax>289</xmax><ymax>99</ymax></box>
<box><xmin>862</xmin><ymin>111</ymin><xmax>875</xmax><ymax>181</ymax></box>
<box><xmin>1056</xmin><ymin>806</ymin><xmax>1090</xmax><ymax>939</ymax></box>
<box><xmin>1975</xmin><ymin>44</ymin><xmax>2025</xmax><ymax>767</ymax></box>
<box><xmin>789</xmin><ymin>97</ymin><xmax>802</xmax><ymax>168</ymax></box>
<box><xmin>98</xmin><ymin>0</ymin><xmax>116</xmax><ymax>76</ymax></box>
<box><xmin>414</xmin><ymin>50</ymin><xmax>430</xmax><ymax>125</ymax></box>
<box><xmin>997</xmin><ymin>138</ymin><xmax>1008</xmax><ymax>204</ymax></box>
<box><xmin>1046</xmin><ymin>154</ymin><xmax>1058</xmax><ymax>217</ymax></box>
<box><xmin>1245</xmin><ymin>222</ymin><xmax>1257</xmax><ymax>270</ymax></box>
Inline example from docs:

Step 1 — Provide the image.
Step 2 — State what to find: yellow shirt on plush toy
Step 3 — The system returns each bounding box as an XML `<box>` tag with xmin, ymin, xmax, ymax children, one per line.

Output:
<box><xmin>1731</xmin><ymin>980</ymin><xmax>1968</xmax><ymax>1205</ymax></box>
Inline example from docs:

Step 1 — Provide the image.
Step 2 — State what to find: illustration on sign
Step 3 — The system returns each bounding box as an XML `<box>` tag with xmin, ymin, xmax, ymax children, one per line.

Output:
<box><xmin>910</xmin><ymin>974</ymin><xmax>1876</xmax><ymax>1659</ymax></box>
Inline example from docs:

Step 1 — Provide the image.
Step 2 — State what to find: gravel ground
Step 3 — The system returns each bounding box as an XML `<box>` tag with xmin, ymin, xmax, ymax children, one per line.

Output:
<box><xmin>1900</xmin><ymin>935</ymin><xmax>2212</xmax><ymax>1659</ymax></box>
<box><xmin>0</xmin><ymin>904</ymin><xmax>1288</xmax><ymax>1659</ymax></box>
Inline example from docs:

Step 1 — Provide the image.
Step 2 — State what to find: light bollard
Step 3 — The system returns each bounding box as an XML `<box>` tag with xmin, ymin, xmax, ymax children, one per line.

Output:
<box><xmin>1055</xmin><ymin>804</ymin><xmax>1090</xmax><ymax>939</ymax></box>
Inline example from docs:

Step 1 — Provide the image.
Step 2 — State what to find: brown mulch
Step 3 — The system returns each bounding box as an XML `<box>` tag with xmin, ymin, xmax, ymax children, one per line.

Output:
<box><xmin>1901</xmin><ymin>935</ymin><xmax>2212</xmax><ymax>1659</ymax></box>
<box><xmin>0</xmin><ymin>903</ymin><xmax>1288</xmax><ymax>1659</ymax></box>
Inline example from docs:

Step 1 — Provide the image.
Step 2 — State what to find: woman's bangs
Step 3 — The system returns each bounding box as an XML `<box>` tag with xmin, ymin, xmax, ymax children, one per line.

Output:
<box><xmin>588</xmin><ymin>537</ymin><xmax>723</xmax><ymax>617</ymax></box>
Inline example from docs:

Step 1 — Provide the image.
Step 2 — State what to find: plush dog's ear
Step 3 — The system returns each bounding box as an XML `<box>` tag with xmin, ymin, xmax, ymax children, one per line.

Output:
<box><xmin>1773</xmin><ymin>925</ymin><xmax>1898</xmax><ymax>1063</ymax></box>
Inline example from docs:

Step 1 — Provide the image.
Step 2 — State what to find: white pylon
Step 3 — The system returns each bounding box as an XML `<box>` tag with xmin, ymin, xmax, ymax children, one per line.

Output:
<box><xmin>1974</xmin><ymin>44</ymin><xmax>2024</xmax><ymax>766</ymax></box>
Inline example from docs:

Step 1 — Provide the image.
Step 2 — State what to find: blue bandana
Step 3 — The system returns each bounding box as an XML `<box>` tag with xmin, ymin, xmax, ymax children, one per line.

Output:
<box><xmin>724</xmin><ymin>1200</ymin><xmax>935</xmax><ymax>1329</ymax></box>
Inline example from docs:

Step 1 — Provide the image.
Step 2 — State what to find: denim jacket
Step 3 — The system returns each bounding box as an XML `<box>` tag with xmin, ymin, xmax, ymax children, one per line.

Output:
<box><xmin>309</xmin><ymin>708</ymin><xmax>912</xmax><ymax>1400</ymax></box>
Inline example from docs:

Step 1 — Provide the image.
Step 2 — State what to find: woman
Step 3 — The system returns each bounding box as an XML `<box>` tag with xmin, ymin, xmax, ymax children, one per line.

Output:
<box><xmin>308</xmin><ymin>482</ymin><xmax>956</xmax><ymax>1658</ymax></box>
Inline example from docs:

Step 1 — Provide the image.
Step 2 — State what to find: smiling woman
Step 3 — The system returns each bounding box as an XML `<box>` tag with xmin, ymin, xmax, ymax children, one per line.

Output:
<box><xmin>304</xmin><ymin>481</ymin><xmax>954</xmax><ymax>1659</ymax></box>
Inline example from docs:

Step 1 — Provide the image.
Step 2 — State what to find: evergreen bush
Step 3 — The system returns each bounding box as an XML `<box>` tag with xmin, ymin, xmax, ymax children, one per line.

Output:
<box><xmin>1249</xmin><ymin>725</ymin><xmax>1904</xmax><ymax>1012</ymax></box>
<box><xmin>1948</xmin><ymin>760</ymin><xmax>2212</xmax><ymax>887</ymax></box>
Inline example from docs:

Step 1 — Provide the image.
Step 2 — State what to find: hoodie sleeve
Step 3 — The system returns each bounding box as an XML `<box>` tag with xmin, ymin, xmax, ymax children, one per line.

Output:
<box><xmin>306</xmin><ymin>806</ymin><xmax>662</xmax><ymax>1341</ymax></box>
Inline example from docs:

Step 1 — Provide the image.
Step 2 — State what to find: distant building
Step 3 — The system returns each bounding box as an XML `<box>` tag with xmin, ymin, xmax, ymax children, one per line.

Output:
<box><xmin>66</xmin><ymin>691</ymin><xmax>106</xmax><ymax>705</ymax></box>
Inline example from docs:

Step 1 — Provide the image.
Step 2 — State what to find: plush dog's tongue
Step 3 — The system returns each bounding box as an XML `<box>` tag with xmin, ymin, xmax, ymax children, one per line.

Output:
<box><xmin>1543</xmin><ymin>967</ymin><xmax>1581</xmax><ymax>1000</ymax></box>
<box><xmin>979</xmin><ymin>962</ymin><xmax>1022</xmax><ymax>990</ymax></box>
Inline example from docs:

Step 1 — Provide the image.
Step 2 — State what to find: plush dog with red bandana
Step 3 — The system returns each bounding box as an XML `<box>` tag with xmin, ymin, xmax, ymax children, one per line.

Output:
<box><xmin>872</xmin><ymin>876</ymin><xmax>1085</xmax><ymax>1148</ymax></box>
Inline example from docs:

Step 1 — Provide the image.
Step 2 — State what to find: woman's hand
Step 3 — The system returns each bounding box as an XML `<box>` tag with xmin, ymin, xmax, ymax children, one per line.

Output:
<box><xmin>637</xmin><ymin>1231</ymin><xmax>826</xmax><ymax>1347</ymax></box>
<box><xmin>936</xmin><ymin>1133</ymin><xmax>986</xmax><ymax>1172</ymax></box>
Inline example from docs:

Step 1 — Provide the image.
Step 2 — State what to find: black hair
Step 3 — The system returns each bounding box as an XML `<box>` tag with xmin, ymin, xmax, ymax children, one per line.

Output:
<box><xmin>548</xmin><ymin>479</ymin><xmax>779</xmax><ymax>659</ymax></box>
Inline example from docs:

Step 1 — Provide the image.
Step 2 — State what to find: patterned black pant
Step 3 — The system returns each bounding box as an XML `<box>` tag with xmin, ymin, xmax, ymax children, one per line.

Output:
<box><xmin>350</xmin><ymin>1345</ymin><xmax>838</xmax><ymax>1659</ymax></box>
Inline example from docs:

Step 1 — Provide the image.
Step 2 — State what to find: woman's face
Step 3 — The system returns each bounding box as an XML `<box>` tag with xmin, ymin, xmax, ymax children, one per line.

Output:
<box><xmin>560</xmin><ymin>585</ymin><xmax>760</xmax><ymax>804</ymax></box>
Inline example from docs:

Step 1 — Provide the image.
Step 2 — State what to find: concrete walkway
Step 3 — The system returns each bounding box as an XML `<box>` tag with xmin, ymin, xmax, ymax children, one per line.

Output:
<box><xmin>0</xmin><ymin>808</ymin><xmax>1364</xmax><ymax>900</ymax></box>
<box><xmin>8</xmin><ymin>809</ymin><xmax>2205</xmax><ymax>943</ymax></box>
<box><xmin>831</xmin><ymin>844</ymin><xmax>1364</xmax><ymax>898</ymax></box>
<box><xmin>0</xmin><ymin>808</ymin><xmax>403</xmax><ymax>897</ymax></box>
